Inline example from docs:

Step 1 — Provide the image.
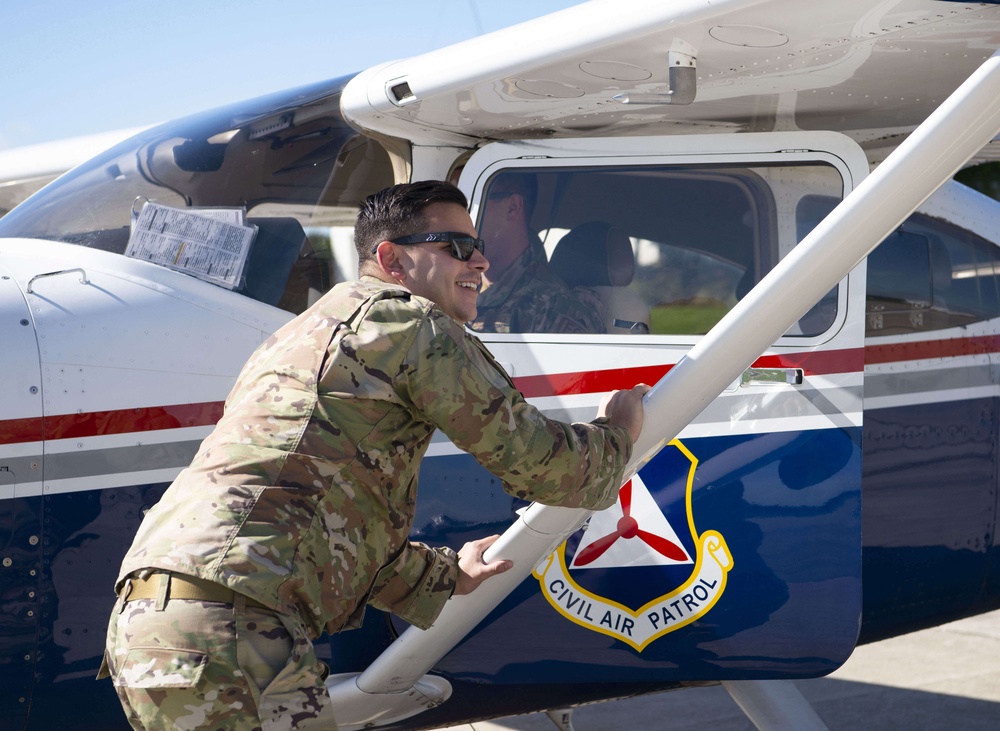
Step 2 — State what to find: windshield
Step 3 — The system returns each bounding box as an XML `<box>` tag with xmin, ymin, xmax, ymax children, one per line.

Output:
<box><xmin>0</xmin><ymin>75</ymin><xmax>396</xmax><ymax>312</ymax></box>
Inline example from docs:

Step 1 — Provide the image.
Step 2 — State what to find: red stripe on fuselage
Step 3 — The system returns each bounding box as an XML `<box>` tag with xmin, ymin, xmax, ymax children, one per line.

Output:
<box><xmin>2</xmin><ymin>335</ymin><xmax>993</xmax><ymax>445</ymax></box>
<box><xmin>864</xmin><ymin>334</ymin><xmax>1000</xmax><ymax>365</ymax></box>
<box><xmin>514</xmin><ymin>364</ymin><xmax>674</xmax><ymax>399</ymax></box>
<box><xmin>0</xmin><ymin>402</ymin><xmax>225</xmax><ymax>445</ymax></box>
<box><xmin>0</xmin><ymin>416</ymin><xmax>45</xmax><ymax>445</ymax></box>
<box><xmin>513</xmin><ymin>348</ymin><xmax>865</xmax><ymax>398</ymax></box>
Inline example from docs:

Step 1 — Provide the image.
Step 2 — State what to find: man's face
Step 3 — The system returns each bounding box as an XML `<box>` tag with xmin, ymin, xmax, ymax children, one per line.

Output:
<box><xmin>390</xmin><ymin>202</ymin><xmax>489</xmax><ymax>323</ymax></box>
<box><xmin>476</xmin><ymin>192</ymin><xmax>528</xmax><ymax>277</ymax></box>
<box><xmin>477</xmin><ymin>193</ymin><xmax>510</xmax><ymax>248</ymax></box>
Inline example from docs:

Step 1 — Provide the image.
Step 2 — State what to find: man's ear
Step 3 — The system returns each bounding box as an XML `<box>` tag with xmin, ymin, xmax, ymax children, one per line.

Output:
<box><xmin>506</xmin><ymin>193</ymin><xmax>525</xmax><ymax>219</ymax></box>
<box><xmin>375</xmin><ymin>241</ymin><xmax>407</xmax><ymax>282</ymax></box>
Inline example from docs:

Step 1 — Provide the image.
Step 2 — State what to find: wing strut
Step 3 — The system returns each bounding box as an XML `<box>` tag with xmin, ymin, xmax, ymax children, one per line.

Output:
<box><xmin>326</xmin><ymin>50</ymin><xmax>1000</xmax><ymax>730</ymax></box>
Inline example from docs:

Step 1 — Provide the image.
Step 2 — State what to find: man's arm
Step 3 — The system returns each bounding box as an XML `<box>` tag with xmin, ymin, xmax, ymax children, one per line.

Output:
<box><xmin>401</xmin><ymin>309</ymin><xmax>643</xmax><ymax>512</ymax></box>
<box><xmin>368</xmin><ymin>542</ymin><xmax>459</xmax><ymax>629</ymax></box>
<box><xmin>367</xmin><ymin>535</ymin><xmax>512</xmax><ymax>625</ymax></box>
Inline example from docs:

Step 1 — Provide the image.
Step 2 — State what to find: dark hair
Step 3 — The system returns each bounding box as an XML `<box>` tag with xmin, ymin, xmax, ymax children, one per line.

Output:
<box><xmin>486</xmin><ymin>171</ymin><xmax>537</xmax><ymax>220</ymax></box>
<box><xmin>355</xmin><ymin>180</ymin><xmax>468</xmax><ymax>267</ymax></box>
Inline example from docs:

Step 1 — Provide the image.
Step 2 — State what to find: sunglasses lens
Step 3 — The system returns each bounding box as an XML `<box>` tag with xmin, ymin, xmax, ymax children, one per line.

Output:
<box><xmin>451</xmin><ymin>237</ymin><xmax>484</xmax><ymax>261</ymax></box>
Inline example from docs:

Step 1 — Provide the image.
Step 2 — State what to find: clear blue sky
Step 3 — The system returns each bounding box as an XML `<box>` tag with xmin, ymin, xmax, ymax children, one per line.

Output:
<box><xmin>0</xmin><ymin>0</ymin><xmax>582</xmax><ymax>151</ymax></box>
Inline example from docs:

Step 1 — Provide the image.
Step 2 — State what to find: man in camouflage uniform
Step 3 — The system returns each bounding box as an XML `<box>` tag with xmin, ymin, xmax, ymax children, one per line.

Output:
<box><xmin>101</xmin><ymin>180</ymin><xmax>646</xmax><ymax>731</ymax></box>
<box><xmin>468</xmin><ymin>172</ymin><xmax>607</xmax><ymax>334</ymax></box>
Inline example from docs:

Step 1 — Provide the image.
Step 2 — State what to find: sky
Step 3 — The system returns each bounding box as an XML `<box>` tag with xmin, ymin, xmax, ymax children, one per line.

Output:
<box><xmin>0</xmin><ymin>0</ymin><xmax>582</xmax><ymax>151</ymax></box>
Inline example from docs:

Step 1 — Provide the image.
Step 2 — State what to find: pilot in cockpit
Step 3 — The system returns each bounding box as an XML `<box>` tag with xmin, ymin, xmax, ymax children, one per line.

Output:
<box><xmin>468</xmin><ymin>173</ymin><xmax>606</xmax><ymax>334</ymax></box>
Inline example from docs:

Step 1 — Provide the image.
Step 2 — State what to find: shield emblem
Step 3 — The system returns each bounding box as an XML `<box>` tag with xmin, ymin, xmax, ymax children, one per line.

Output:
<box><xmin>534</xmin><ymin>439</ymin><xmax>733</xmax><ymax>651</ymax></box>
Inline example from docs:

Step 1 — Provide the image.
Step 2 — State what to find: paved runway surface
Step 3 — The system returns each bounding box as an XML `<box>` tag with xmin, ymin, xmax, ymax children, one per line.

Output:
<box><xmin>443</xmin><ymin>609</ymin><xmax>1000</xmax><ymax>730</ymax></box>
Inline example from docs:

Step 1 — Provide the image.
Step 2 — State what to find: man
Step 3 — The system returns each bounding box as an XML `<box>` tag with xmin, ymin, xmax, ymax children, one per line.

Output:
<box><xmin>468</xmin><ymin>172</ymin><xmax>607</xmax><ymax>334</ymax></box>
<box><xmin>101</xmin><ymin>180</ymin><xmax>647</xmax><ymax>731</ymax></box>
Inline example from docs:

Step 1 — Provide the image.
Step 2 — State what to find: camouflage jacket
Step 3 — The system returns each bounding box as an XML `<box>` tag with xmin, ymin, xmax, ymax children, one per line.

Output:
<box><xmin>468</xmin><ymin>238</ymin><xmax>606</xmax><ymax>334</ymax></box>
<box><xmin>118</xmin><ymin>277</ymin><xmax>632</xmax><ymax>638</ymax></box>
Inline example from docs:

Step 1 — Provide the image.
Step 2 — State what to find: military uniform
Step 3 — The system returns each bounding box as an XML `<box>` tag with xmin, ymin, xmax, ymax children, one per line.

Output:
<box><xmin>104</xmin><ymin>277</ymin><xmax>632</xmax><ymax>730</ymax></box>
<box><xmin>468</xmin><ymin>239</ymin><xmax>606</xmax><ymax>334</ymax></box>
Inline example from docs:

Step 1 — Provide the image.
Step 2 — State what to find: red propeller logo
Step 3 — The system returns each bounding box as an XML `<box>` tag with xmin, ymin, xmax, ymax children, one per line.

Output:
<box><xmin>573</xmin><ymin>480</ymin><xmax>688</xmax><ymax>566</ymax></box>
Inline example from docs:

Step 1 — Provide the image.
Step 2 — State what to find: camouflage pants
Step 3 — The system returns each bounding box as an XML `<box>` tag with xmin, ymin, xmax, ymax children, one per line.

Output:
<box><xmin>103</xmin><ymin>586</ymin><xmax>339</xmax><ymax>730</ymax></box>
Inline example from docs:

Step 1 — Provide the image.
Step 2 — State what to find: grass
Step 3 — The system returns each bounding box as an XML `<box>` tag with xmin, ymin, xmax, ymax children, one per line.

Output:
<box><xmin>649</xmin><ymin>303</ymin><xmax>730</xmax><ymax>335</ymax></box>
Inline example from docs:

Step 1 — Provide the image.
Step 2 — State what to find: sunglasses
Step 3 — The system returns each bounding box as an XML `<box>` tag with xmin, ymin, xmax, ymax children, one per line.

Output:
<box><xmin>383</xmin><ymin>231</ymin><xmax>487</xmax><ymax>261</ymax></box>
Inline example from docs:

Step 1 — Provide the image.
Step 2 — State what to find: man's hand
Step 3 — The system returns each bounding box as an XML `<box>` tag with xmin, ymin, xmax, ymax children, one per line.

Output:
<box><xmin>598</xmin><ymin>383</ymin><xmax>651</xmax><ymax>443</ymax></box>
<box><xmin>454</xmin><ymin>534</ymin><xmax>513</xmax><ymax>596</ymax></box>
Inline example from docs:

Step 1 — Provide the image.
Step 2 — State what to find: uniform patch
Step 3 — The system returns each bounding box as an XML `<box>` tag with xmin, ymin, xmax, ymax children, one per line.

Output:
<box><xmin>534</xmin><ymin>439</ymin><xmax>732</xmax><ymax>651</ymax></box>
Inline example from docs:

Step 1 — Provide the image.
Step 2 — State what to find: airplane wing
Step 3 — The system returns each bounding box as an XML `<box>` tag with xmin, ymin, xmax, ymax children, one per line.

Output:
<box><xmin>0</xmin><ymin>127</ymin><xmax>149</xmax><ymax>216</ymax></box>
<box><xmin>341</xmin><ymin>0</ymin><xmax>1000</xmax><ymax>164</ymax></box>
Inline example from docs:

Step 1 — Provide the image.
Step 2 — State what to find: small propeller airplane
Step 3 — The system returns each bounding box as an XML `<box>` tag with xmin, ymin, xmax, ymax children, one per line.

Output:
<box><xmin>3</xmin><ymin>1</ymin><xmax>1000</xmax><ymax>729</ymax></box>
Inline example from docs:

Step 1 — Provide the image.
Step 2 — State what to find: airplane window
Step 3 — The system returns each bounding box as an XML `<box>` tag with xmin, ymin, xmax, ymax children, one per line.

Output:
<box><xmin>631</xmin><ymin>238</ymin><xmax>744</xmax><ymax>335</ymax></box>
<box><xmin>245</xmin><ymin>204</ymin><xmax>361</xmax><ymax>312</ymax></box>
<box><xmin>864</xmin><ymin>213</ymin><xmax>1000</xmax><ymax>336</ymax></box>
<box><xmin>474</xmin><ymin>163</ymin><xmax>843</xmax><ymax>336</ymax></box>
<box><xmin>867</xmin><ymin>230</ymin><xmax>934</xmax><ymax>307</ymax></box>
<box><xmin>0</xmin><ymin>76</ymin><xmax>395</xmax><ymax>313</ymax></box>
<box><xmin>800</xmin><ymin>195</ymin><xmax>1000</xmax><ymax>336</ymax></box>
<box><xmin>864</xmin><ymin>230</ymin><xmax>935</xmax><ymax>335</ymax></box>
<box><xmin>790</xmin><ymin>195</ymin><xmax>847</xmax><ymax>336</ymax></box>
<box><xmin>931</xmin><ymin>219</ymin><xmax>1000</xmax><ymax>323</ymax></box>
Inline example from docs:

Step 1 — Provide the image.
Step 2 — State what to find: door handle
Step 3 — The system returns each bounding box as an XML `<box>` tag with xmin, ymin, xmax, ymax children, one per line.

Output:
<box><xmin>741</xmin><ymin>367</ymin><xmax>803</xmax><ymax>386</ymax></box>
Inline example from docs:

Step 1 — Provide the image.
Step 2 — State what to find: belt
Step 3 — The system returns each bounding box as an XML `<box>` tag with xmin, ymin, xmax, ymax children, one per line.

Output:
<box><xmin>123</xmin><ymin>572</ymin><xmax>268</xmax><ymax>610</ymax></box>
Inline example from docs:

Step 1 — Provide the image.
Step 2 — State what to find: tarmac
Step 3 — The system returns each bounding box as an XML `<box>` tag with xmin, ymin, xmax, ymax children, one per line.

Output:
<box><xmin>442</xmin><ymin>608</ymin><xmax>1000</xmax><ymax>730</ymax></box>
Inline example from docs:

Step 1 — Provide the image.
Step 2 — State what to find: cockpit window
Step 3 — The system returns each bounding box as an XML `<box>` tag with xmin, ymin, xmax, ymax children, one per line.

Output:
<box><xmin>866</xmin><ymin>212</ymin><xmax>1000</xmax><ymax>335</ymax></box>
<box><xmin>0</xmin><ymin>76</ymin><xmax>395</xmax><ymax>313</ymax></box>
<box><xmin>800</xmin><ymin>194</ymin><xmax>1000</xmax><ymax>336</ymax></box>
<box><xmin>472</xmin><ymin>163</ymin><xmax>844</xmax><ymax>337</ymax></box>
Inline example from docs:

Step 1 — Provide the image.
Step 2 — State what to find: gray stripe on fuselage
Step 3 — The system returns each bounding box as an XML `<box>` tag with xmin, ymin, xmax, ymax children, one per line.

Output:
<box><xmin>43</xmin><ymin>440</ymin><xmax>202</xmax><ymax>481</ymax></box>
<box><xmin>0</xmin><ymin>455</ymin><xmax>40</xmax><ymax>484</ymax></box>
<box><xmin>864</xmin><ymin>363</ymin><xmax>994</xmax><ymax>400</ymax></box>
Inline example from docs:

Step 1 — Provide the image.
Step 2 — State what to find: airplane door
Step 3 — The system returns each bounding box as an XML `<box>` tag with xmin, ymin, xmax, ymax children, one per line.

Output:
<box><xmin>424</xmin><ymin>132</ymin><xmax>867</xmax><ymax>681</ymax></box>
<box><xmin>0</xmin><ymin>268</ymin><xmax>44</xmax><ymax>728</ymax></box>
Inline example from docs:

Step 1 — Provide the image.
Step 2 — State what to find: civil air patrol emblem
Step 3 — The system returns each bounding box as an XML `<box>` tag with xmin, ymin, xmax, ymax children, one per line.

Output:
<box><xmin>534</xmin><ymin>439</ymin><xmax>732</xmax><ymax>651</ymax></box>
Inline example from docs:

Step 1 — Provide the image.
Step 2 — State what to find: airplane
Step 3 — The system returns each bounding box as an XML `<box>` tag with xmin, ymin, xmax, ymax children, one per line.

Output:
<box><xmin>3</xmin><ymin>0</ymin><xmax>1000</xmax><ymax>729</ymax></box>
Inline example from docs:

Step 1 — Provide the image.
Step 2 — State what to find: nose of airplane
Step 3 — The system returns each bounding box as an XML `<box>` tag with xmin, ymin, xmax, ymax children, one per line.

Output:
<box><xmin>0</xmin><ymin>258</ymin><xmax>44</xmax><ymax>456</ymax></box>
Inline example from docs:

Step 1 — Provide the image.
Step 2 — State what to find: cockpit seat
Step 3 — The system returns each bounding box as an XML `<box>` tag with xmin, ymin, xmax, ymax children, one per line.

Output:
<box><xmin>243</xmin><ymin>217</ymin><xmax>309</xmax><ymax>308</ymax></box>
<box><xmin>549</xmin><ymin>221</ymin><xmax>650</xmax><ymax>334</ymax></box>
